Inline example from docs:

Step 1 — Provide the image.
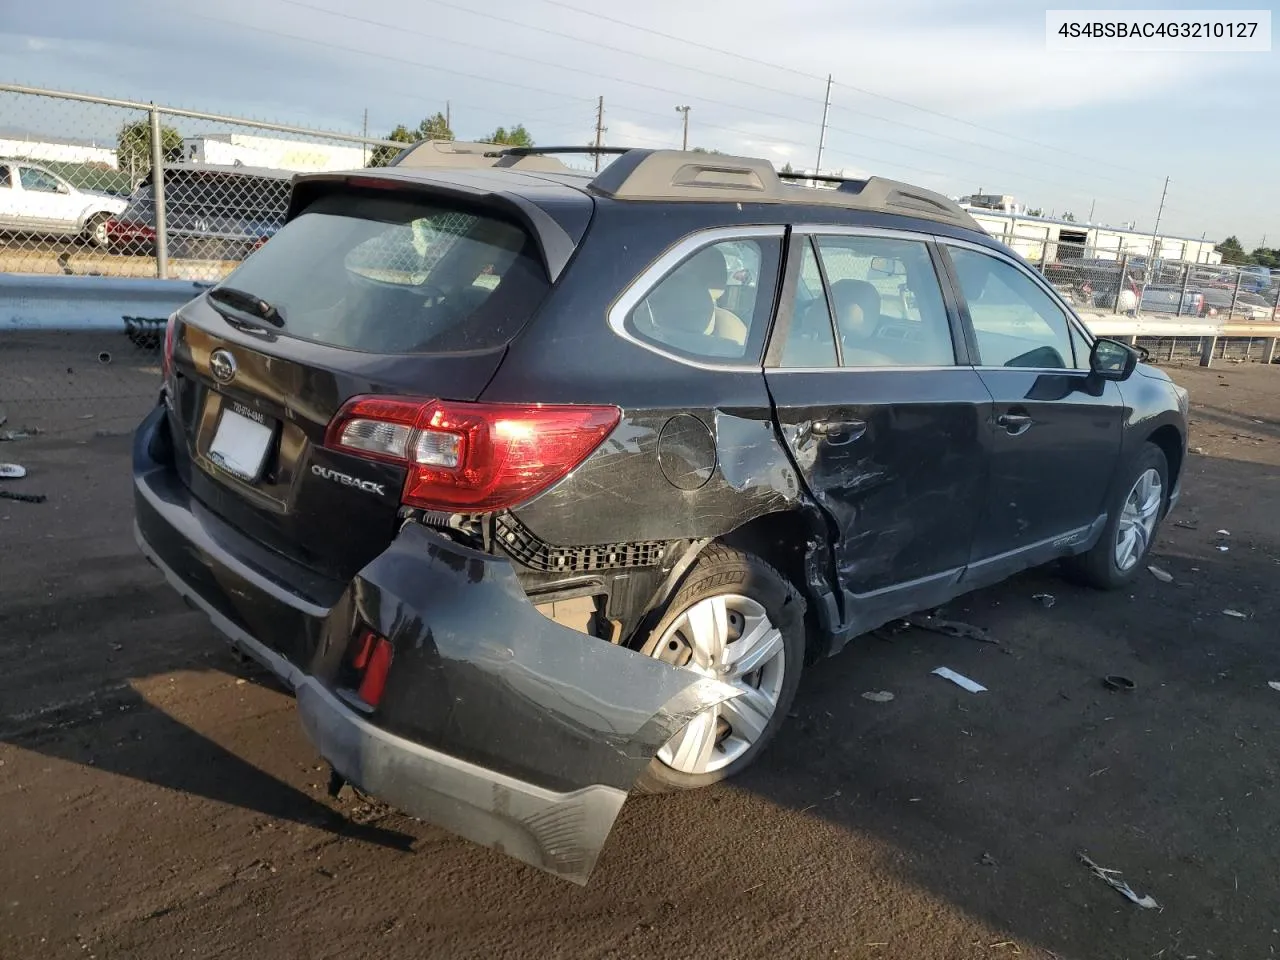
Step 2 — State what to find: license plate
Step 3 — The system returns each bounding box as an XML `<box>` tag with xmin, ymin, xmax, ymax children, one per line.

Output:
<box><xmin>209</xmin><ymin>405</ymin><xmax>274</xmax><ymax>481</ymax></box>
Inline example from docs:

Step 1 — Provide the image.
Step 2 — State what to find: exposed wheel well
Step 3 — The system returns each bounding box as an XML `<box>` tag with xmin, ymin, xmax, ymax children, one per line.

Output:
<box><xmin>717</xmin><ymin>509</ymin><xmax>834</xmax><ymax>663</ymax></box>
<box><xmin>1146</xmin><ymin>425</ymin><xmax>1183</xmax><ymax>499</ymax></box>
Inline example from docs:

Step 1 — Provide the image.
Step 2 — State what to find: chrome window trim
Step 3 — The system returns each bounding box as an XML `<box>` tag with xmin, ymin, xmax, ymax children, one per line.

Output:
<box><xmin>764</xmin><ymin>364</ymin><xmax>970</xmax><ymax>374</ymax></box>
<box><xmin>791</xmin><ymin>223</ymin><xmax>941</xmax><ymax>243</ymax></box>
<box><xmin>935</xmin><ymin>234</ymin><xmax>1097</xmax><ymax>371</ymax></box>
<box><xmin>606</xmin><ymin>224</ymin><xmax>787</xmax><ymax>373</ymax></box>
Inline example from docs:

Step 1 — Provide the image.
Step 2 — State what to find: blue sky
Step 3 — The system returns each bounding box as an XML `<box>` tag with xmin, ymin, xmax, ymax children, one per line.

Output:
<box><xmin>2</xmin><ymin>0</ymin><xmax>1275</xmax><ymax>245</ymax></box>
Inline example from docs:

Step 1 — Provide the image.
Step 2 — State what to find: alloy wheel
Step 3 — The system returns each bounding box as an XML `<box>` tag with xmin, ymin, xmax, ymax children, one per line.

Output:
<box><xmin>1114</xmin><ymin>467</ymin><xmax>1163</xmax><ymax>572</ymax></box>
<box><xmin>650</xmin><ymin>594</ymin><xmax>785</xmax><ymax>775</ymax></box>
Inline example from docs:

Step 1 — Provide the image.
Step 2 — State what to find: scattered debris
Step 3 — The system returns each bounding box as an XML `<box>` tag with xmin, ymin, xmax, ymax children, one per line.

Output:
<box><xmin>1222</xmin><ymin>609</ymin><xmax>1248</xmax><ymax>619</ymax></box>
<box><xmin>1077</xmin><ymin>852</ymin><xmax>1160</xmax><ymax>909</ymax></box>
<box><xmin>1173</xmin><ymin>520</ymin><xmax>1198</xmax><ymax>530</ymax></box>
<box><xmin>0</xmin><ymin>463</ymin><xmax>26</xmax><ymax>479</ymax></box>
<box><xmin>1032</xmin><ymin>593</ymin><xmax>1056</xmax><ymax>608</ymax></box>
<box><xmin>861</xmin><ymin>691</ymin><xmax>895</xmax><ymax>703</ymax></box>
<box><xmin>1217</xmin><ymin>529</ymin><xmax>1231</xmax><ymax>536</ymax></box>
<box><xmin>979</xmin><ymin>852</ymin><xmax>998</xmax><ymax>866</ymax></box>
<box><xmin>932</xmin><ymin>667</ymin><xmax>987</xmax><ymax>693</ymax></box>
<box><xmin>1147</xmin><ymin>565</ymin><xmax>1173</xmax><ymax>583</ymax></box>
<box><xmin>1267</xmin><ymin>682</ymin><xmax>1280</xmax><ymax>693</ymax></box>
<box><xmin>1218</xmin><ymin>545</ymin><xmax>1230</xmax><ymax>552</ymax></box>
<box><xmin>1190</xmin><ymin>445</ymin><xmax>1207</xmax><ymax>455</ymax></box>
<box><xmin>0</xmin><ymin>490</ymin><xmax>45</xmax><ymax>504</ymax></box>
<box><xmin>1103</xmin><ymin>675</ymin><xmax>1136</xmax><ymax>692</ymax></box>
<box><xmin>904</xmin><ymin>614</ymin><xmax>996</xmax><ymax>644</ymax></box>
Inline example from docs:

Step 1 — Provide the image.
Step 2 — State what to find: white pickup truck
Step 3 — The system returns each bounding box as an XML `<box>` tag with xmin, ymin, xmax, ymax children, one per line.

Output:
<box><xmin>0</xmin><ymin>159</ymin><xmax>128</xmax><ymax>248</ymax></box>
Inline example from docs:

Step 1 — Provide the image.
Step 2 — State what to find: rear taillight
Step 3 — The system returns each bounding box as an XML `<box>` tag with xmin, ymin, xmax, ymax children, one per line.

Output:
<box><xmin>324</xmin><ymin>396</ymin><xmax>620</xmax><ymax>512</ymax></box>
<box><xmin>161</xmin><ymin>313</ymin><xmax>177</xmax><ymax>384</ymax></box>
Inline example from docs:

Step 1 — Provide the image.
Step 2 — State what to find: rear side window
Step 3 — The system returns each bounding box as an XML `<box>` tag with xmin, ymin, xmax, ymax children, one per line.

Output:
<box><xmin>626</xmin><ymin>237</ymin><xmax>781</xmax><ymax>363</ymax></box>
<box><xmin>213</xmin><ymin>193</ymin><xmax>549</xmax><ymax>354</ymax></box>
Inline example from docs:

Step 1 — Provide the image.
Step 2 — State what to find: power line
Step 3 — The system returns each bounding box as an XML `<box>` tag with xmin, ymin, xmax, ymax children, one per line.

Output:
<box><xmin>261</xmin><ymin>0</ymin><xmax>1148</xmax><ymax>207</ymax></box>
<box><xmin>522</xmin><ymin>0</ymin><xmax>1158</xmax><ymax>180</ymax></box>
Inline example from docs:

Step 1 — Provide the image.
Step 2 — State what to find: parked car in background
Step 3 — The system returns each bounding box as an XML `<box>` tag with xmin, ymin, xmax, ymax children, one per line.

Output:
<box><xmin>1139</xmin><ymin>286</ymin><xmax>1205</xmax><ymax>317</ymax></box>
<box><xmin>134</xmin><ymin>147</ymin><xmax>1189</xmax><ymax>884</ymax></box>
<box><xmin>0</xmin><ymin>159</ymin><xmax>127</xmax><ymax>248</ymax></box>
<box><xmin>1238</xmin><ymin>265</ymin><xmax>1271</xmax><ymax>295</ymax></box>
<box><xmin>108</xmin><ymin>164</ymin><xmax>292</xmax><ymax>261</ymax></box>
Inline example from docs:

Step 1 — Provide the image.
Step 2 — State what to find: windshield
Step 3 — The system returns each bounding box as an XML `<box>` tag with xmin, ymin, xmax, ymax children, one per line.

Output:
<box><xmin>211</xmin><ymin>193</ymin><xmax>550</xmax><ymax>354</ymax></box>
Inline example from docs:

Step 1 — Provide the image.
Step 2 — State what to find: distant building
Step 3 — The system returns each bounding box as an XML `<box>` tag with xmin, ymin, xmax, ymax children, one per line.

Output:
<box><xmin>179</xmin><ymin>133</ymin><xmax>366</xmax><ymax>172</ymax></box>
<box><xmin>962</xmin><ymin>207</ymin><xmax>1221</xmax><ymax>266</ymax></box>
<box><xmin>0</xmin><ymin>137</ymin><xmax>117</xmax><ymax>169</ymax></box>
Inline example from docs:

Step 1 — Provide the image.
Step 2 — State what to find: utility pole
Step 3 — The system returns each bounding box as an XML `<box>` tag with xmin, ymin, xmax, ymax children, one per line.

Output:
<box><xmin>361</xmin><ymin>107</ymin><xmax>368</xmax><ymax>166</ymax></box>
<box><xmin>446</xmin><ymin>100</ymin><xmax>451</xmax><ymax>134</ymax></box>
<box><xmin>675</xmin><ymin>105</ymin><xmax>691</xmax><ymax>151</ymax></box>
<box><xmin>1087</xmin><ymin>198</ymin><xmax>1096</xmax><ymax>222</ymax></box>
<box><xmin>815</xmin><ymin>74</ymin><xmax>832</xmax><ymax>175</ymax></box>
<box><xmin>593</xmin><ymin>96</ymin><xmax>606</xmax><ymax>172</ymax></box>
<box><xmin>1147</xmin><ymin>175</ymin><xmax>1170</xmax><ymax>266</ymax></box>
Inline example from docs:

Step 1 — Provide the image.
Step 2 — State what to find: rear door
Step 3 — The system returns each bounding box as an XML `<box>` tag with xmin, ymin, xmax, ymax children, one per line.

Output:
<box><xmin>764</xmin><ymin>227</ymin><xmax>990</xmax><ymax>633</ymax></box>
<box><xmin>166</xmin><ymin>189</ymin><xmax>557</xmax><ymax>587</ymax></box>
<box><xmin>937</xmin><ymin>239</ymin><xmax>1124</xmax><ymax>582</ymax></box>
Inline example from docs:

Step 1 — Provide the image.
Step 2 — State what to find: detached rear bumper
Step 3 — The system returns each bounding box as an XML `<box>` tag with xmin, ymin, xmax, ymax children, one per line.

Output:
<box><xmin>296</xmin><ymin>680</ymin><xmax>626</xmax><ymax>882</ymax></box>
<box><xmin>132</xmin><ymin>404</ymin><xmax>737</xmax><ymax>883</ymax></box>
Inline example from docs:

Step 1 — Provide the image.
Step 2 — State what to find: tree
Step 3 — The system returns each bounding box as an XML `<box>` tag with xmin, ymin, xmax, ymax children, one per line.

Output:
<box><xmin>487</xmin><ymin>124</ymin><xmax>533</xmax><ymax>147</ymax></box>
<box><xmin>781</xmin><ymin>162</ymin><xmax>795</xmax><ymax>175</ymax></box>
<box><xmin>690</xmin><ymin>146</ymin><xmax>726</xmax><ymax>155</ymax></box>
<box><xmin>1062</xmin><ymin>211</ymin><xmax>1076</xmax><ymax>222</ymax></box>
<box><xmin>1215</xmin><ymin>235</ymin><xmax>1251</xmax><ymax>265</ymax></box>
<box><xmin>368</xmin><ymin>124</ymin><xmax>416</xmax><ymax>167</ymax></box>
<box><xmin>416</xmin><ymin>112</ymin><xmax>453</xmax><ymax>141</ymax></box>
<box><xmin>117</xmin><ymin>120</ymin><xmax>182</xmax><ymax>179</ymax></box>
<box><xmin>1250</xmin><ymin>247</ymin><xmax>1280</xmax><ymax>270</ymax></box>
<box><xmin>1027</xmin><ymin>207</ymin><xmax>1044</xmax><ymax>217</ymax></box>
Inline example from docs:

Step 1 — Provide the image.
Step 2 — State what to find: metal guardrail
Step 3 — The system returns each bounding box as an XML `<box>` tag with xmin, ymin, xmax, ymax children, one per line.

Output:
<box><xmin>0</xmin><ymin>273</ymin><xmax>204</xmax><ymax>332</ymax></box>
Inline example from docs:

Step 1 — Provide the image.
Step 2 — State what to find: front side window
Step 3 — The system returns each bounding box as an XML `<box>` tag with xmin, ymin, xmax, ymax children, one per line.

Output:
<box><xmin>814</xmin><ymin>235</ymin><xmax>955</xmax><ymax>367</ymax></box>
<box><xmin>626</xmin><ymin>237</ymin><xmax>780</xmax><ymax>362</ymax></box>
<box><xmin>19</xmin><ymin>167</ymin><xmax>62</xmax><ymax>193</ymax></box>
<box><xmin>0</xmin><ymin>165</ymin><xmax>11</xmax><ymax>189</ymax></box>
<box><xmin>948</xmin><ymin>246</ymin><xmax>1075</xmax><ymax>369</ymax></box>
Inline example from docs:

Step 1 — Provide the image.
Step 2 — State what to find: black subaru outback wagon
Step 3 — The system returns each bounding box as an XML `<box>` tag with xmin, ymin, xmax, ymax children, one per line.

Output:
<box><xmin>133</xmin><ymin>147</ymin><xmax>1188</xmax><ymax>883</ymax></box>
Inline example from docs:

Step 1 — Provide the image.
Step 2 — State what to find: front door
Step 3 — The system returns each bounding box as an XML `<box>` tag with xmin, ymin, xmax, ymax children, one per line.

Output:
<box><xmin>938</xmin><ymin>240</ymin><xmax>1124</xmax><ymax>583</ymax></box>
<box><xmin>764</xmin><ymin>229</ymin><xmax>990</xmax><ymax>636</ymax></box>
<box><xmin>16</xmin><ymin>166</ymin><xmax>73</xmax><ymax>232</ymax></box>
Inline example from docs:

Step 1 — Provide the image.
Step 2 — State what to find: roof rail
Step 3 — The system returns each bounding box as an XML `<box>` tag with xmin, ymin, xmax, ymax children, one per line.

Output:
<box><xmin>588</xmin><ymin>149</ymin><xmax>979</xmax><ymax>229</ymax></box>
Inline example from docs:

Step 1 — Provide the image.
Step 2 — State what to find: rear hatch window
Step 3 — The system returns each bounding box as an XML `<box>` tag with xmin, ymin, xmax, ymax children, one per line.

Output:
<box><xmin>216</xmin><ymin>193</ymin><xmax>550</xmax><ymax>353</ymax></box>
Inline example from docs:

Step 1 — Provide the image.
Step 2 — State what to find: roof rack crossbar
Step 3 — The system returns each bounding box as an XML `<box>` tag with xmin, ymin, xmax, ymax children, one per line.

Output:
<box><xmin>489</xmin><ymin>146</ymin><xmax>632</xmax><ymax>158</ymax></box>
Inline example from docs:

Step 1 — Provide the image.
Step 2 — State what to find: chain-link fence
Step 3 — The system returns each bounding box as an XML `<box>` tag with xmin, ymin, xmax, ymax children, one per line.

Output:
<box><xmin>972</xmin><ymin>215</ymin><xmax>1280</xmax><ymax>322</ymax></box>
<box><xmin>0</xmin><ymin>85</ymin><xmax>407</xmax><ymax>453</ymax></box>
<box><xmin>0</xmin><ymin>84</ymin><xmax>401</xmax><ymax>284</ymax></box>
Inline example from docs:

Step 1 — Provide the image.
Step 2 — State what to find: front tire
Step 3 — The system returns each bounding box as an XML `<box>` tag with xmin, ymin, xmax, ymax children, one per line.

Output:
<box><xmin>85</xmin><ymin>213</ymin><xmax>111</xmax><ymax>249</ymax></box>
<box><xmin>633</xmin><ymin>545</ymin><xmax>805</xmax><ymax>794</ymax></box>
<box><xmin>1065</xmin><ymin>442</ymin><xmax>1169</xmax><ymax>590</ymax></box>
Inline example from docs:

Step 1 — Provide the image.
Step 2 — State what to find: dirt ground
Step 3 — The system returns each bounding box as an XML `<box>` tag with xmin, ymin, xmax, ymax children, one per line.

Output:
<box><xmin>1</xmin><ymin>349</ymin><xmax>1278</xmax><ymax>960</ymax></box>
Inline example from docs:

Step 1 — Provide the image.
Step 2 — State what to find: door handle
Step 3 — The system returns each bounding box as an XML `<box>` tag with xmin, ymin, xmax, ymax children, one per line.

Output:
<box><xmin>996</xmin><ymin>412</ymin><xmax>1034</xmax><ymax>436</ymax></box>
<box><xmin>811</xmin><ymin>419</ymin><xmax>867</xmax><ymax>443</ymax></box>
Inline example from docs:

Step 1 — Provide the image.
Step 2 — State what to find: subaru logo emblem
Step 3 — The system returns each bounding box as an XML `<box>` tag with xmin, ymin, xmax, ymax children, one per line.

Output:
<box><xmin>209</xmin><ymin>349</ymin><xmax>236</xmax><ymax>384</ymax></box>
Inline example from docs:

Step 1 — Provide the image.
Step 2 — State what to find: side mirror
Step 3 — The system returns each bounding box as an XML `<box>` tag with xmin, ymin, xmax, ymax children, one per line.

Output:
<box><xmin>57</xmin><ymin>183</ymin><xmax>70</xmax><ymax>194</ymax></box>
<box><xmin>1090</xmin><ymin>337</ymin><xmax>1138</xmax><ymax>382</ymax></box>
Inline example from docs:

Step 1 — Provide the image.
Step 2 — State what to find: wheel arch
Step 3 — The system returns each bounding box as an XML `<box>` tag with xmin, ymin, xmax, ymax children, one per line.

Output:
<box><xmin>716</xmin><ymin>507</ymin><xmax>840</xmax><ymax>663</ymax></box>
<box><xmin>1146</xmin><ymin>423</ymin><xmax>1183</xmax><ymax>502</ymax></box>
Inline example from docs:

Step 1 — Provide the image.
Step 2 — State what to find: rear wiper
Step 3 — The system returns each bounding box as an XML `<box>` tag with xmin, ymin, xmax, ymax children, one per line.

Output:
<box><xmin>207</xmin><ymin>286</ymin><xmax>285</xmax><ymax>327</ymax></box>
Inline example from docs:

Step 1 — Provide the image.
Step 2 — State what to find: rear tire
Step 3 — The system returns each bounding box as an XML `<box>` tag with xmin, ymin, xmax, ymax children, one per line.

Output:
<box><xmin>1064</xmin><ymin>442</ymin><xmax>1168</xmax><ymax>590</ymax></box>
<box><xmin>633</xmin><ymin>545</ymin><xmax>805</xmax><ymax>794</ymax></box>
